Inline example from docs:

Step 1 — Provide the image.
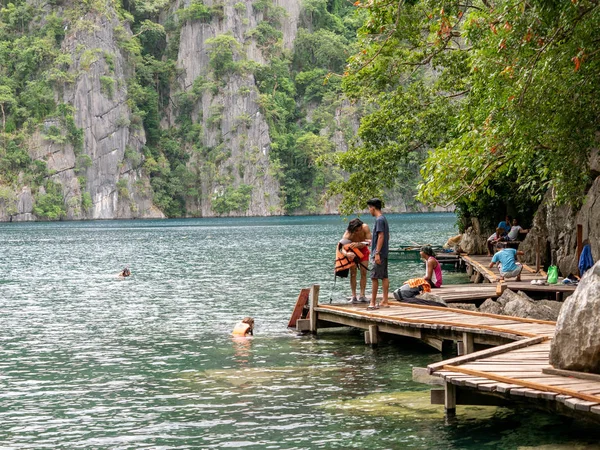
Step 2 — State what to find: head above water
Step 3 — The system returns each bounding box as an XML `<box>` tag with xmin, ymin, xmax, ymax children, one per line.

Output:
<box><xmin>122</xmin><ymin>267</ymin><xmax>131</xmax><ymax>277</ymax></box>
<box><xmin>366</xmin><ymin>198</ymin><xmax>383</xmax><ymax>215</ymax></box>
<box><xmin>420</xmin><ymin>245</ymin><xmax>436</xmax><ymax>259</ymax></box>
<box><xmin>242</xmin><ymin>317</ymin><xmax>254</xmax><ymax>330</ymax></box>
<box><xmin>347</xmin><ymin>218</ymin><xmax>364</xmax><ymax>234</ymax></box>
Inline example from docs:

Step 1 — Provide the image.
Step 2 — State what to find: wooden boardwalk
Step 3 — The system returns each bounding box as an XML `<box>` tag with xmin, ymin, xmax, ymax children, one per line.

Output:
<box><xmin>294</xmin><ymin>284</ymin><xmax>600</xmax><ymax>423</ymax></box>
<box><xmin>461</xmin><ymin>254</ymin><xmax>576</xmax><ymax>301</ymax></box>
<box><xmin>429</xmin><ymin>340</ymin><xmax>600</xmax><ymax>420</ymax></box>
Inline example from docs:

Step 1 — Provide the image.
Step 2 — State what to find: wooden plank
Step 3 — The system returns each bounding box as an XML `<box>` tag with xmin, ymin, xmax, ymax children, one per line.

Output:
<box><xmin>543</xmin><ymin>367</ymin><xmax>600</xmax><ymax>383</ymax></box>
<box><xmin>309</xmin><ymin>285</ymin><xmax>320</xmax><ymax>333</ymax></box>
<box><xmin>428</xmin><ymin>337</ymin><xmax>546</xmax><ymax>374</ymax></box>
<box><xmin>442</xmin><ymin>365</ymin><xmax>600</xmax><ymax>404</ymax></box>
<box><xmin>295</xmin><ymin>319</ymin><xmax>311</xmax><ymax>332</ymax></box>
<box><xmin>287</xmin><ymin>288</ymin><xmax>310</xmax><ymax>328</ymax></box>
<box><xmin>462</xmin><ymin>255</ymin><xmax>499</xmax><ymax>282</ymax></box>
<box><xmin>319</xmin><ymin>305</ymin><xmax>542</xmax><ymax>338</ymax></box>
<box><xmin>387</xmin><ymin>301</ymin><xmax>557</xmax><ymax>326</ymax></box>
<box><xmin>445</xmin><ymin>381</ymin><xmax>456</xmax><ymax>413</ymax></box>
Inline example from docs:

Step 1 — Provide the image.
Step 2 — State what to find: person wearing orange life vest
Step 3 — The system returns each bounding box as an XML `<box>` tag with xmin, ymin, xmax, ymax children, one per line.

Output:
<box><xmin>232</xmin><ymin>317</ymin><xmax>254</xmax><ymax>337</ymax></box>
<box><xmin>339</xmin><ymin>218</ymin><xmax>371</xmax><ymax>303</ymax></box>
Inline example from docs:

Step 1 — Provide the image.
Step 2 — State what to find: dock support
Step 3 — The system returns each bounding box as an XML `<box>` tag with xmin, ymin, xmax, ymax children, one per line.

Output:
<box><xmin>462</xmin><ymin>333</ymin><xmax>475</xmax><ymax>355</ymax></box>
<box><xmin>445</xmin><ymin>381</ymin><xmax>456</xmax><ymax>417</ymax></box>
<box><xmin>365</xmin><ymin>325</ymin><xmax>379</xmax><ymax>345</ymax></box>
<box><xmin>576</xmin><ymin>224</ymin><xmax>583</xmax><ymax>276</ymax></box>
<box><xmin>309</xmin><ymin>284</ymin><xmax>320</xmax><ymax>334</ymax></box>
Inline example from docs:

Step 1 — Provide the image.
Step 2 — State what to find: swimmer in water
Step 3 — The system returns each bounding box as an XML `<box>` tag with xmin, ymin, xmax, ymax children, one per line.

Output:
<box><xmin>118</xmin><ymin>267</ymin><xmax>131</xmax><ymax>278</ymax></box>
<box><xmin>232</xmin><ymin>317</ymin><xmax>254</xmax><ymax>337</ymax></box>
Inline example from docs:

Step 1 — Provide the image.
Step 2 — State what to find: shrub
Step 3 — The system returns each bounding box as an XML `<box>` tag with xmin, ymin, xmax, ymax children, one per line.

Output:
<box><xmin>34</xmin><ymin>181</ymin><xmax>66</xmax><ymax>220</ymax></box>
<box><xmin>212</xmin><ymin>184</ymin><xmax>253</xmax><ymax>215</ymax></box>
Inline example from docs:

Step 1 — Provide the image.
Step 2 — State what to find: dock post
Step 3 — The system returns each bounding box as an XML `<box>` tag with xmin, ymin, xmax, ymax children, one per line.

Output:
<box><xmin>365</xmin><ymin>325</ymin><xmax>379</xmax><ymax>345</ymax></box>
<box><xmin>444</xmin><ymin>381</ymin><xmax>456</xmax><ymax>417</ymax></box>
<box><xmin>576</xmin><ymin>224</ymin><xmax>583</xmax><ymax>276</ymax></box>
<box><xmin>462</xmin><ymin>332</ymin><xmax>474</xmax><ymax>354</ymax></box>
<box><xmin>309</xmin><ymin>284</ymin><xmax>320</xmax><ymax>334</ymax></box>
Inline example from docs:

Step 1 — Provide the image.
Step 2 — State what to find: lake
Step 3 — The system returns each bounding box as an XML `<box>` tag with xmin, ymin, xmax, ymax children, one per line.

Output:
<box><xmin>1</xmin><ymin>213</ymin><xmax>599</xmax><ymax>449</ymax></box>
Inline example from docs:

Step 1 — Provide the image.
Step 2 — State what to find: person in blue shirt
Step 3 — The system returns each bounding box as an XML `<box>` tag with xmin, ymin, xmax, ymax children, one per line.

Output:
<box><xmin>498</xmin><ymin>215</ymin><xmax>513</xmax><ymax>236</ymax></box>
<box><xmin>367</xmin><ymin>198</ymin><xmax>390</xmax><ymax>310</ymax></box>
<box><xmin>489</xmin><ymin>242</ymin><xmax>525</xmax><ymax>281</ymax></box>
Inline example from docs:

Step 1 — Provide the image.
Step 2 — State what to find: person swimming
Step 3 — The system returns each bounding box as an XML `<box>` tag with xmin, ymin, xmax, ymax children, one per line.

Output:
<box><xmin>232</xmin><ymin>317</ymin><xmax>254</xmax><ymax>337</ymax></box>
<box><xmin>119</xmin><ymin>267</ymin><xmax>131</xmax><ymax>277</ymax></box>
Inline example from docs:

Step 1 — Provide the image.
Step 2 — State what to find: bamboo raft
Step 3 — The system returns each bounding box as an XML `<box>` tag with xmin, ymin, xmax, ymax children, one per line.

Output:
<box><xmin>289</xmin><ymin>285</ymin><xmax>600</xmax><ymax>423</ymax></box>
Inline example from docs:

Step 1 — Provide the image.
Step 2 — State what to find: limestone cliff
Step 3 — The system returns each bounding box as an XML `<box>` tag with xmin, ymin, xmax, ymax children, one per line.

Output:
<box><xmin>521</xmin><ymin>174</ymin><xmax>600</xmax><ymax>276</ymax></box>
<box><xmin>0</xmin><ymin>0</ymin><xmax>429</xmax><ymax>221</ymax></box>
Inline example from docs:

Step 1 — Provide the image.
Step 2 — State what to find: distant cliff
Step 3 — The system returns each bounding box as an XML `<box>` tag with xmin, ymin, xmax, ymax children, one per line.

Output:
<box><xmin>0</xmin><ymin>0</ymin><xmax>432</xmax><ymax>221</ymax></box>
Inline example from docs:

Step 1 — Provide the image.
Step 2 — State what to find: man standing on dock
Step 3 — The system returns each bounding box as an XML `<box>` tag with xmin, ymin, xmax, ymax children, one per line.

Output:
<box><xmin>367</xmin><ymin>198</ymin><xmax>390</xmax><ymax>310</ymax></box>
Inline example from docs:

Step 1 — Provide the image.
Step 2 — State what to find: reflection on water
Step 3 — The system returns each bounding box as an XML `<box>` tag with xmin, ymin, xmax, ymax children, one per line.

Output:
<box><xmin>1</xmin><ymin>214</ymin><xmax>599</xmax><ymax>449</ymax></box>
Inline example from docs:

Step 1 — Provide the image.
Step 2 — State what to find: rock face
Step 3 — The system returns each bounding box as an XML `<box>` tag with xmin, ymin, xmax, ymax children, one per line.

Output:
<box><xmin>521</xmin><ymin>173</ymin><xmax>600</xmax><ymax>276</ymax></box>
<box><xmin>460</xmin><ymin>224</ymin><xmax>486</xmax><ymax>255</ymax></box>
<box><xmin>550</xmin><ymin>261</ymin><xmax>600</xmax><ymax>373</ymax></box>
<box><xmin>175</xmin><ymin>0</ymin><xmax>287</xmax><ymax>216</ymax></box>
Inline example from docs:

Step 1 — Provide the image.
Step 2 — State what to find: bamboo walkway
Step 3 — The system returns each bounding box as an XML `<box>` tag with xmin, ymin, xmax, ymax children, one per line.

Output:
<box><xmin>291</xmin><ymin>285</ymin><xmax>600</xmax><ymax>423</ymax></box>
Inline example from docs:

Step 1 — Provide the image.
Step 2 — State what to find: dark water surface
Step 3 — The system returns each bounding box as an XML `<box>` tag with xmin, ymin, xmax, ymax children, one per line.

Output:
<box><xmin>1</xmin><ymin>214</ymin><xmax>599</xmax><ymax>449</ymax></box>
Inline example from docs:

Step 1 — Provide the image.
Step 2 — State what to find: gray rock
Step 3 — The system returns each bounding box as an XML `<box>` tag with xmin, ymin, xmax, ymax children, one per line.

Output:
<box><xmin>537</xmin><ymin>300</ymin><xmax>563</xmax><ymax>319</ymax></box>
<box><xmin>416</xmin><ymin>292</ymin><xmax>447</xmax><ymax>306</ymax></box>
<box><xmin>449</xmin><ymin>303</ymin><xmax>478</xmax><ymax>311</ymax></box>
<box><xmin>503</xmin><ymin>296</ymin><xmax>557</xmax><ymax>321</ymax></box>
<box><xmin>461</xmin><ymin>226</ymin><xmax>486</xmax><ymax>255</ymax></box>
<box><xmin>550</xmin><ymin>261</ymin><xmax>600</xmax><ymax>373</ymax></box>
<box><xmin>497</xmin><ymin>289</ymin><xmax>524</xmax><ymax>307</ymax></box>
<box><xmin>479</xmin><ymin>299</ymin><xmax>503</xmax><ymax>315</ymax></box>
<box><xmin>521</xmin><ymin>175</ymin><xmax>600</xmax><ymax>277</ymax></box>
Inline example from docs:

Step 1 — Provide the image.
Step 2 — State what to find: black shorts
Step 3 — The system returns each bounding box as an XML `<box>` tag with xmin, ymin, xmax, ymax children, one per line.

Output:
<box><xmin>370</xmin><ymin>258</ymin><xmax>388</xmax><ymax>280</ymax></box>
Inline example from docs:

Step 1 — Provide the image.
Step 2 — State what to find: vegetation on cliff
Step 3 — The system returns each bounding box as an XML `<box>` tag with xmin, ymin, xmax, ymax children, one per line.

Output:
<box><xmin>334</xmin><ymin>0</ymin><xmax>600</xmax><ymax>226</ymax></box>
<box><xmin>0</xmin><ymin>0</ymin><xmax>365</xmax><ymax>219</ymax></box>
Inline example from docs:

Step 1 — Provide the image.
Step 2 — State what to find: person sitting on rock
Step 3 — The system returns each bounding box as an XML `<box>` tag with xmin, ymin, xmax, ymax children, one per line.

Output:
<box><xmin>489</xmin><ymin>243</ymin><xmax>525</xmax><ymax>281</ymax></box>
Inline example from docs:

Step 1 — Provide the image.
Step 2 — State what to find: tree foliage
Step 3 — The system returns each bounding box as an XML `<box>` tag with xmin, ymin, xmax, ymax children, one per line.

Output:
<box><xmin>334</xmin><ymin>0</ymin><xmax>600</xmax><ymax>217</ymax></box>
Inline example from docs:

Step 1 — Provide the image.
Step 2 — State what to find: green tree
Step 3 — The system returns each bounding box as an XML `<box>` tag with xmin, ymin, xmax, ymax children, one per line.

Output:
<box><xmin>332</xmin><ymin>0</ymin><xmax>600</xmax><ymax>218</ymax></box>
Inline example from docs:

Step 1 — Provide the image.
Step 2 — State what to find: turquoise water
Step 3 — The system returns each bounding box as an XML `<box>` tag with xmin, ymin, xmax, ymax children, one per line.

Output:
<box><xmin>1</xmin><ymin>213</ymin><xmax>599</xmax><ymax>449</ymax></box>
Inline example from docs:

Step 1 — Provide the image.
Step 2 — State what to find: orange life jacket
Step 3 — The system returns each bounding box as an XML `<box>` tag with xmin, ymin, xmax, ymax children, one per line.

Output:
<box><xmin>335</xmin><ymin>242</ymin><xmax>364</xmax><ymax>278</ymax></box>
<box><xmin>232</xmin><ymin>322</ymin><xmax>252</xmax><ymax>337</ymax></box>
<box><xmin>406</xmin><ymin>278</ymin><xmax>432</xmax><ymax>293</ymax></box>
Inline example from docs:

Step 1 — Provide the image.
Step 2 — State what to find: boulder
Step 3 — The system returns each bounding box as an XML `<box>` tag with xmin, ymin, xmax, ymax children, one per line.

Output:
<box><xmin>503</xmin><ymin>295</ymin><xmax>557</xmax><ymax>321</ymax></box>
<box><xmin>487</xmin><ymin>289</ymin><xmax>560</xmax><ymax>321</ymax></box>
<box><xmin>460</xmin><ymin>226</ymin><xmax>486</xmax><ymax>255</ymax></box>
<box><xmin>416</xmin><ymin>292</ymin><xmax>447</xmax><ymax>307</ymax></box>
<box><xmin>536</xmin><ymin>300</ymin><xmax>563</xmax><ymax>319</ymax></box>
<box><xmin>449</xmin><ymin>303</ymin><xmax>478</xmax><ymax>312</ymax></box>
<box><xmin>497</xmin><ymin>289</ymin><xmax>525</xmax><ymax>307</ymax></box>
<box><xmin>550</xmin><ymin>261</ymin><xmax>600</xmax><ymax>373</ymax></box>
<box><xmin>479</xmin><ymin>298</ymin><xmax>503</xmax><ymax>315</ymax></box>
